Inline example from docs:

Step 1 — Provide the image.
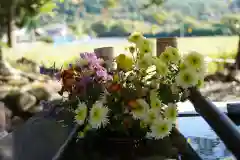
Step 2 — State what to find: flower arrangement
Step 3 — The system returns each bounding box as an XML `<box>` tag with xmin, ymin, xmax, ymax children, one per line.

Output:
<box><xmin>45</xmin><ymin>32</ymin><xmax>206</xmax><ymax>159</ymax></box>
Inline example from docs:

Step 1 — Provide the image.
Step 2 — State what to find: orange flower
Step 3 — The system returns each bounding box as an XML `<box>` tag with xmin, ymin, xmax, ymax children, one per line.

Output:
<box><xmin>109</xmin><ymin>84</ymin><xmax>121</xmax><ymax>92</ymax></box>
<box><xmin>128</xmin><ymin>100</ymin><xmax>138</xmax><ymax>109</ymax></box>
<box><xmin>123</xmin><ymin>117</ymin><xmax>132</xmax><ymax>128</ymax></box>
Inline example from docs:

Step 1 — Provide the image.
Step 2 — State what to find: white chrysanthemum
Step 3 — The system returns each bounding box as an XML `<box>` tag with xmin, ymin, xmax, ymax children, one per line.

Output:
<box><xmin>183</xmin><ymin>51</ymin><xmax>205</xmax><ymax>70</ymax></box>
<box><xmin>131</xmin><ymin>99</ymin><xmax>149</xmax><ymax>120</ymax></box>
<box><xmin>164</xmin><ymin>103</ymin><xmax>178</xmax><ymax>122</ymax></box>
<box><xmin>147</xmin><ymin>119</ymin><xmax>173</xmax><ymax>139</ymax></box>
<box><xmin>144</xmin><ymin>108</ymin><xmax>162</xmax><ymax>124</ymax></box>
<box><xmin>164</xmin><ymin>46</ymin><xmax>180</xmax><ymax>63</ymax></box>
<box><xmin>74</xmin><ymin>102</ymin><xmax>88</xmax><ymax>125</ymax></box>
<box><xmin>89</xmin><ymin>102</ymin><xmax>109</xmax><ymax>129</ymax></box>
<box><xmin>176</xmin><ymin>69</ymin><xmax>198</xmax><ymax>88</ymax></box>
<box><xmin>128</xmin><ymin>31</ymin><xmax>144</xmax><ymax>44</ymax></box>
<box><xmin>154</xmin><ymin>59</ymin><xmax>169</xmax><ymax>76</ymax></box>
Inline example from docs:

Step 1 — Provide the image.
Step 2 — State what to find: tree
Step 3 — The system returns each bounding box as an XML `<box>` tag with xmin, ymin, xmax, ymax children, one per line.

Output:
<box><xmin>0</xmin><ymin>0</ymin><xmax>56</xmax><ymax>75</ymax></box>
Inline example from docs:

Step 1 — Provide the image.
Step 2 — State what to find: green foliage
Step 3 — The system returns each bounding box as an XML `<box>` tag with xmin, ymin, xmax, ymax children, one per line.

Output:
<box><xmin>38</xmin><ymin>36</ymin><xmax>54</xmax><ymax>43</ymax></box>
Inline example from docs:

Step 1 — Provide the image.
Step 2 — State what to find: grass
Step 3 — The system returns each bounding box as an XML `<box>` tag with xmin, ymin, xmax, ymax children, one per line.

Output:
<box><xmin>3</xmin><ymin>36</ymin><xmax>239</xmax><ymax>69</ymax></box>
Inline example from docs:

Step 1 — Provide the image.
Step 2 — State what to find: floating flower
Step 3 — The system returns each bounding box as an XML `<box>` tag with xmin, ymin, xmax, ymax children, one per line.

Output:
<box><xmin>89</xmin><ymin>102</ymin><xmax>109</xmax><ymax>129</ymax></box>
<box><xmin>131</xmin><ymin>99</ymin><xmax>149</xmax><ymax>120</ymax></box>
<box><xmin>128</xmin><ymin>31</ymin><xmax>144</xmax><ymax>44</ymax></box>
<box><xmin>74</xmin><ymin>102</ymin><xmax>88</xmax><ymax>125</ymax></box>
<box><xmin>147</xmin><ymin>119</ymin><xmax>173</xmax><ymax>139</ymax></box>
<box><xmin>176</xmin><ymin>69</ymin><xmax>198</xmax><ymax>88</ymax></box>
<box><xmin>183</xmin><ymin>51</ymin><xmax>205</xmax><ymax>70</ymax></box>
<box><xmin>164</xmin><ymin>103</ymin><xmax>178</xmax><ymax>122</ymax></box>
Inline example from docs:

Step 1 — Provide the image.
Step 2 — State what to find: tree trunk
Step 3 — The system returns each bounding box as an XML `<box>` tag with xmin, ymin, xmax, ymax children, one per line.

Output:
<box><xmin>7</xmin><ymin>0</ymin><xmax>15</xmax><ymax>48</ymax></box>
<box><xmin>234</xmin><ymin>35</ymin><xmax>240</xmax><ymax>69</ymax></box>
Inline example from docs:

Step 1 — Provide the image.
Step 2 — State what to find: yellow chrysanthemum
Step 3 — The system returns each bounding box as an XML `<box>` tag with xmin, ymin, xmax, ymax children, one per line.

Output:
<box><xmin>164</xmin><ymin>103</ymin><xmax>178</xmax><ymax>122</ymax></box>
<box><xmin>176</xmin><ymin>69</ymin><xmax>198</xmax><ymax>88</ymax></box>
<box><xmin>150</xmin><ymin>90</ymin><xmax>162</xmax><ymax>108</ymax></box>
<box><xmin>89</xmin><ymin>102</ymin><xmax>109</xmax><ymax>129</ymax></box>
<box><xmin>183</xmin><ymin>51</ymin><xmax>205</xmax><ymax>70</ymax></box>
<box><xmin>137</xmin><ymin>53</ymin><xmax>153</xmax><ymax>69</ymax></box>
<box><xmin>154</xmin><ymin>58</ymin><xmax>169</xmax><ymax>76</ymax></box>
<box><xmin>159</xmin><ymin>51</ymin><xmax>173</xmax><ymax>63</ymax></box>
<box><xmin>74</xmin><ymin>102</ymin><xmax>88</xmax><ymax>125</ymax></box>
<box><xmin>115</xmin><ymin>54</ymin><xmax>133</xmax><ymax>71</ymax></box>
<box><xmin>138</xmin><ymin>39</ymin><xmax>152</xmax><ymax>56</ymax></box>
<box><xmin>128</xmin><ymin>31</ymin><xmax>144</xmax><ymax>44</ymax></box>
<box><xmin>147</xmin><ymin>119</ymin><xmax>173</xmax><ymax>139</ymax></box>
<box><xmin>179</xmin><ymin>62</ymin><xmax>188</xmax><ymax>70</ymax></box>
<box><xmin>131</xmin><ymin>99</ymin><xmax>149</xmax><ymax>120</ymax></box>
<box><xmin>164</xmin><ymin>46</ymin><xmax>180</xmax><ymax>63</ymax></box>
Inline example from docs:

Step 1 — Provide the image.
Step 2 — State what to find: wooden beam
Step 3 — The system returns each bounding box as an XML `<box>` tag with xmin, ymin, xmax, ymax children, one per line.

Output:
<box><xmin>94</xmin><ymin>47</ymin><xmax>115</xmax><ymax>70</ymax></box>
<box><xmin>156</xmin><ymin>37</ymin><xmax>177</xmax><ymax>56</ymax></box>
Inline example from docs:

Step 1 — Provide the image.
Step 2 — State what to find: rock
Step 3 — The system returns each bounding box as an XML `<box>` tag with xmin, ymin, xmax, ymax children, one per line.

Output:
<box><xmin>10</xmin><ymin>116</ymin><xmax>24</xmax><ymax>131</ymax></box>
<box><xmin>28</xmin><ymin>105</ymin><xmax>43</xmax><ymax>114</ymax></box>
<box><xmin>21</xmin><ymin>84</ymin><xmax>51</xmax><ymax>102</ymax></box>
<box><xmin>0</xmin><ymin>75</ymin><xmax>29</xmax><ymax>86</ymax></box>
<box><xmin>0</xmin><ymin>86</ymin><xmax>15</xmax><ymax>100</ymax></box>
<box><xmin>2</xmin><ymin>90</ymin><xmax>35</xmax><ymax>120</ymax></box>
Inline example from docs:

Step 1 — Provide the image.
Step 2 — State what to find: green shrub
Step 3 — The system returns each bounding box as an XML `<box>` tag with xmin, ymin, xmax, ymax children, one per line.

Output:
<box><xmin>38</xmin><ymin>36</ymin><xmax>54</xmax><ymax>43</ymax></box>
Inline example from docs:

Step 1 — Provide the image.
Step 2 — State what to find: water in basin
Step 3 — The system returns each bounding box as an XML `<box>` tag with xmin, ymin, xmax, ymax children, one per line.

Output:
<box><xmin>178</xmin><ymin>117</ymin><xmax>238</xmax><ymax>160</ymax></box>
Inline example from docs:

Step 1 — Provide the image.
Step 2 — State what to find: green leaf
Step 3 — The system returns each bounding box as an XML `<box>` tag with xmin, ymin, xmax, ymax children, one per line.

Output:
<box><xmin>0</xmin><ymin>41</ymin><xmax>9</xmax><ymax>48</ymax></box>
<box><xmin>39</xmin><ymin>2</ymin><xmax>57</xmax><ymax>13</ymax></box>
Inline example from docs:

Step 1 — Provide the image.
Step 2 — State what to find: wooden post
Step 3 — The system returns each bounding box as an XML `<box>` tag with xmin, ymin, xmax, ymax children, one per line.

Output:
<box><xmin>156</xmin><ymin>37</ymin><xmax>177</xmax><ymax>56</ymax></box>
<box><xmin>157</xmin><ymin>37</ymin><xmax>178</xmax><ymax>128</ymax></box>
<box><xmin>0</xmin><ymin>102</ymin><xmax>6</xmax><ymax>132</ymax></box>
<box><xmin>94</xmin><ymin>47</ymin><xmax>115</xmax><ymax>70</ymax></box>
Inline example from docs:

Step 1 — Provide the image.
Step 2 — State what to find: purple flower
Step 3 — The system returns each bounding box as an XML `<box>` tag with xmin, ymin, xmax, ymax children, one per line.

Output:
<box><xmin>39</xmin><ymin>66</ymin><xmax>45</xmax><ymax>74</ymax></box>
<box><xmin>96</xmin><ymin>68</ymin><xmax>112</xmax><ymax>81</ymax></box>
<box><xmin>80</xmin><ymin>52</ymin><xmax>98</xmax><ymax>60</ymax></box>
<box><xmin>80</xmin><ymin>76</ymin><xmax>92</xmax><ymax>84</ymax></box>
